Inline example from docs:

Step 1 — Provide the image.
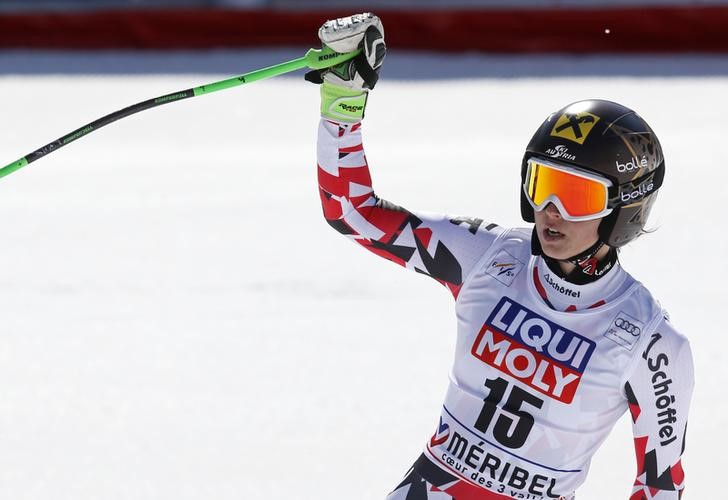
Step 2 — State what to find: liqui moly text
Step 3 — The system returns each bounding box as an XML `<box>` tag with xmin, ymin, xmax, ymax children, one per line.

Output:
<box><xmin>471</xmin><ymin>297</ymin><xmax>596</xmax><ymax>403</ymax></box>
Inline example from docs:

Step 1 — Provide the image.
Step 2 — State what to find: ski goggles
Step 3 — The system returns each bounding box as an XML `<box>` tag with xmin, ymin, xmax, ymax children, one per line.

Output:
<box><xmin>523</xmin><ymin>157</ymin><xmax>614</xmax><ymax>222</ymax></box>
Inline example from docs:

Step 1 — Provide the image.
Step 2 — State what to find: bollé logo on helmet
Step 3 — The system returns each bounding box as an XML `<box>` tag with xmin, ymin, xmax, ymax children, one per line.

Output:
<box><xmin>620</xmin><ymin>181</ymin><xmax>655</xmax><ymax>203</ymax></box>
<box><xmin>616</xmin><ymin>155</ymin><xmax>648</xmax><ymax>172</ymax></box>
<box><xmin>550</xmin><ymin>112</ymin><xmax>600</xmax><ymax>145</ymax></box>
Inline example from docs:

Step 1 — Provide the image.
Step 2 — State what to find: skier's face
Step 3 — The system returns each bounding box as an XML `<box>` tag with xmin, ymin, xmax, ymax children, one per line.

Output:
<box><xmin>534</xmin><ymin>203</ymin><xmax>602</xmax><ymax>260</ymax></box>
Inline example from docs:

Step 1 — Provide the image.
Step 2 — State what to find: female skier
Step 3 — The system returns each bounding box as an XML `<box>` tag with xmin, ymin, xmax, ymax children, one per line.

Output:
<box><xmin>307</xmin><ymin>13</ymin><xmax>693</xmax><ymax>499</ymax></box>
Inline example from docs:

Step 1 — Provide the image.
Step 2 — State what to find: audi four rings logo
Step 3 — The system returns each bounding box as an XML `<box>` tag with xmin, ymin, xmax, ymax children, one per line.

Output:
<box><xmin>615</xmin><ymin>318</ymin><xmax>641</xmax><ymax>336</ymax></box>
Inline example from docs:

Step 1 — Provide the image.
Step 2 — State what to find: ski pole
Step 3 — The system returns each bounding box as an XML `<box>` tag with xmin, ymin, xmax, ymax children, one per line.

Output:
<box><xmin>0</xmin><ymin>45</ymin><xmax>359</xmax><ymax>180</ymax></box>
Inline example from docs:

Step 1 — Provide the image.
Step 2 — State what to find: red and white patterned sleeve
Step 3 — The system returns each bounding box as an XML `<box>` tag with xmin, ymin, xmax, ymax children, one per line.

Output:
<box><xmin>623</xmin><ymin>318</ymin><xmax>694</xmax><ymax>499</ymax></box>
<box><xmin>317</xmin><ymin>118</ymin><xmax>501</xmax><ymax>299</ymax></box>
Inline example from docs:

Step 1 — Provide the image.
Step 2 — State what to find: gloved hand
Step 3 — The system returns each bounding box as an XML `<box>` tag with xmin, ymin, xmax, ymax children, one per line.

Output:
<box><xmin>306</xmin><ymin>13</ymin><xmax>386</xmax><ymax>122</ymax></box>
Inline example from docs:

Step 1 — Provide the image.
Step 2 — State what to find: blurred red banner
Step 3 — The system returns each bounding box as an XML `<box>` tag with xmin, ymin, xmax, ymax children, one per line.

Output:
<box><xmin>0</xmin><ymin>7</ymin><xmax>726</xmax><ymax>52</ymax></box>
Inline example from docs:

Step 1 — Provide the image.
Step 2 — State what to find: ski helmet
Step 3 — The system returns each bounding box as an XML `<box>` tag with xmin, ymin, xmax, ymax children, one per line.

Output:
<box><xmin>521</xmin><ymin>99</ymin><xmax>665</xmax><ymax>248</ymax></box>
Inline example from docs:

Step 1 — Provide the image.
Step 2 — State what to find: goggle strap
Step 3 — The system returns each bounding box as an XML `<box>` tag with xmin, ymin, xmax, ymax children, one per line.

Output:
<box><xmin>610</xmin><ymin>162</ymin><xmax>665</xmax><ymax>208</ymax></box>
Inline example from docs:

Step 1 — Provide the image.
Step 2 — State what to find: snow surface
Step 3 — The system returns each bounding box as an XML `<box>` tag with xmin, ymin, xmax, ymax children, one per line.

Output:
<box><xmin>0</xmin><ymin>50</ymin><xmax>725</xmax><ymax>499</ymax></box>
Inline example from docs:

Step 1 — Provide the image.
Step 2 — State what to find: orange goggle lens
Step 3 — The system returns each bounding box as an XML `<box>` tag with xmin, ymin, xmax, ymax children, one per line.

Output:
<box><xmin>525</xmin><ymin>159</ymin><xmax>611</xmax><ymax>219</ymax></box>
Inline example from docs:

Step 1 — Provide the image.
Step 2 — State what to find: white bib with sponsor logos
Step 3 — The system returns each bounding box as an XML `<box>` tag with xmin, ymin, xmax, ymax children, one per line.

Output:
<box><xmin>423</xmin><ymin>228</ymin><xmax>663</xmax><ymax>499</ymax></box>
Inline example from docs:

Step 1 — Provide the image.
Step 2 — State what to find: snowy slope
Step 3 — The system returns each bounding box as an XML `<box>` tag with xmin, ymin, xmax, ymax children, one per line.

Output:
<box><xmin>0</xmin><ymin>50</ymin><xmax>724</xmax><ymax>499</ymax></box>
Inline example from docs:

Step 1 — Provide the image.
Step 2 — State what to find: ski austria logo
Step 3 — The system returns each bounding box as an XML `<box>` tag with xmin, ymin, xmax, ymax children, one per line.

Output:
<box><xmin>485</xmin><ymin>249</ymin><xmax>524</xmax><ymax>287</ymax></box>
<box><xmin>549</xmin><ymin>111</ymin><xmax>600</xmax><ymax>145</ymax></box>
<box><xmin>545</xmin><ymin>144</ymin><xmax>576</xmax><ymax>161</ymax></box>
<box><xmin>429</xmin><ymin>416</ymin><xmax>450</xmax><ymax>447</ymax></box>
<box><xmin>604</xmin><ymin>311</ymin><xmax>644</xmax><ymax>350</ymax></box>
<box><xmin>471</xmin><ymin>297</ymin><xmax>596</xmax><ymax>403</ymax></box>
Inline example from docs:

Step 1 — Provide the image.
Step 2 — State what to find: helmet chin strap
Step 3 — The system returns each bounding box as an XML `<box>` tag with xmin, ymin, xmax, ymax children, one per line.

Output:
<box><xmin>530</xmin><ymin>227</ymin><xmax>618</xmax><ymax>285</ymax></box>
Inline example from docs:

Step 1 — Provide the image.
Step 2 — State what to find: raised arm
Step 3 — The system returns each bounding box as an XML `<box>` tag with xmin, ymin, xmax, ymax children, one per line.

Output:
<box><xmin>623</xmin><ymin>318</ymin><xmax>694</xmax><ymax>498</ymax></box>
<box><xmin>310</xmin><ymin>14</ymin><xmax>501</xmax><ymax>298</ymax></box>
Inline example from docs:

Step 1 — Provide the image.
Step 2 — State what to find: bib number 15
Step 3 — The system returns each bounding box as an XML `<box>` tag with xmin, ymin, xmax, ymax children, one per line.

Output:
<box><xmin>474</xmin><ymin>377</ymin><xmax>544</xmax><ymax>449</ymax></box>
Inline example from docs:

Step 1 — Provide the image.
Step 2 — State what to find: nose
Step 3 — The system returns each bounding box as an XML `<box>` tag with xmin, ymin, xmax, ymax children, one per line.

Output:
<box><xmin>544</xmin><ymin>202</ymin><xmax>563</xmax><ymax>219</ymax></box>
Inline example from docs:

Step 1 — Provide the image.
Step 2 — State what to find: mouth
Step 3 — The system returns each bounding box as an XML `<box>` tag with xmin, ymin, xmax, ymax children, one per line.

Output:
<box><xmin>541</xmin><ymin>227</ymin><xmax>565</xmax><ymax>242</ymax></box>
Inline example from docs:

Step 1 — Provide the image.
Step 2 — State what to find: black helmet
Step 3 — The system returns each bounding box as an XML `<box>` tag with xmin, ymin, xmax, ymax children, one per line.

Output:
<box><xmin>520</xmin><ymin>99</ymin><xmax>665</xmax><ymax>247</ymax></box>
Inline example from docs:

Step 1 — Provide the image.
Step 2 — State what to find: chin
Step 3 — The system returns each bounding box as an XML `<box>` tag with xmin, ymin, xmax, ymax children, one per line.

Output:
<box><xmin>538</xmin><ymin>237</ymin><xmax>572</xmax><ymax>260</ymax></box>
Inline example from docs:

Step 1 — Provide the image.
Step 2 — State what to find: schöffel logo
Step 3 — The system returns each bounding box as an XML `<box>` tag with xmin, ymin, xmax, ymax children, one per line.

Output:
<box><xmin>550</xmin><ymin>112</ymin><xmax>600</xmax><ymax>145</ymax></box>
<box><xmin>471</xmin><ymin>297</ymin><xmax>595</xmax><ymax>403</ymax></box>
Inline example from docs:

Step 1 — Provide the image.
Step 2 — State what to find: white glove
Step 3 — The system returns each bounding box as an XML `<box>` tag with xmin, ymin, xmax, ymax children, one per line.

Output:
<box><xmin>306</xmin><ymin>12</ymin><xmax>386</xmax><ymax>91</ymax></box>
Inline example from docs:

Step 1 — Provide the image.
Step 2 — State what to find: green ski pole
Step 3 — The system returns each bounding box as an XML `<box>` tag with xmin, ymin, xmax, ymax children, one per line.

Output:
<box><xmin>0</xmin><ymin>45</ymin><xmax>360</xmax><ymax>180</ymax></box>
